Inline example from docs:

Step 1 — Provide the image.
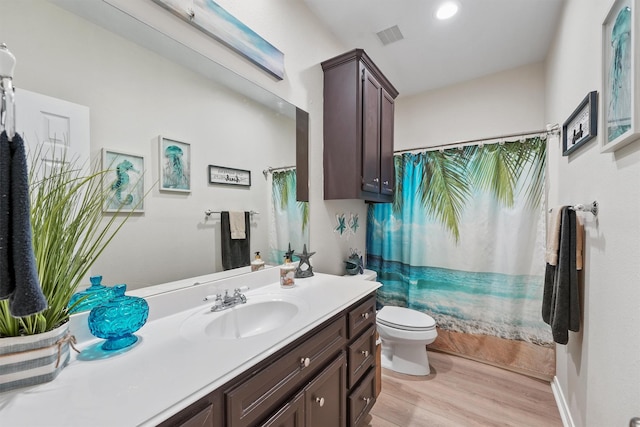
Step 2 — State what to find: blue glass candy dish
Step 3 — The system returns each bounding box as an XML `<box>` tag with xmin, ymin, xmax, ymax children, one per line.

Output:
<box><xmin>88</xmin><ymin>284</ymin><xmax>149</xmax><ymax>351</ymax></box>
<box><xmin>68</xmin><ymin>276</ymin><xmax>115</xmax><ymax>314</ymax></box>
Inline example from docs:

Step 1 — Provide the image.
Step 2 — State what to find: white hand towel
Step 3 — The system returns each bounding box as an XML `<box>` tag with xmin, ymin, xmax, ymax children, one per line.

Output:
<box><xmin>229</xmin><ymin>211</ymin><xmax>246</xmax><ymax>240</ymax></box>
<box><xmin>545</xmin><ymin>206</ymin><xmax>566</xmax><ymax>266</ymax></box>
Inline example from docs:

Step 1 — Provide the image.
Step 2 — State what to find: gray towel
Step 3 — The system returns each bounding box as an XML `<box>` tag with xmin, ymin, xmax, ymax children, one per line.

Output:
<box><xmin>542</xmin><ymin>207</ymin><xmax>580</xmax><ymax>344</ymax></box>
<box><xmin>221</xmin><ymin>211</ymin><xmax>250</xmax><ymax>271</ymax></box>
<box><xmin>0</xmin><ymin>131</ymin><xmax>47</xmax><ymax>317</ymax></box>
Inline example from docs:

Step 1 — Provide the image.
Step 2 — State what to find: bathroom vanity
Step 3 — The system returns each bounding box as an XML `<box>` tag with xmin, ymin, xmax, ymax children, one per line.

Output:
<box><xmin>0</xmin><ymin>270</ymin><xmax>380</xmax><ymax>427</ymax></box>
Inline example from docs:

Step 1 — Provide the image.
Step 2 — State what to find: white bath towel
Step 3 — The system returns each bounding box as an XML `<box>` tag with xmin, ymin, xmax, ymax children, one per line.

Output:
<box><xmin>229</xmin><ymin>211</ymin><xmax>246</xmax><ymax>240</ymax></box>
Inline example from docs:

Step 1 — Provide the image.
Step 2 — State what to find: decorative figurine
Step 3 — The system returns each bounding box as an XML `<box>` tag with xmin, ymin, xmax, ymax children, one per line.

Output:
<box><xmin>294</xmin><ymin>244</ymin><xmax>316</xmax><ymax>278</ymax></box>
<box><xmin>285</xmin><ymin>243</ymin><xmax>295</xmax><ymax>262</ymax></box>
<box><xmin>345</xmin><ymin>249</ymin><xmax>364</xmax><ymax>275</ymax></box>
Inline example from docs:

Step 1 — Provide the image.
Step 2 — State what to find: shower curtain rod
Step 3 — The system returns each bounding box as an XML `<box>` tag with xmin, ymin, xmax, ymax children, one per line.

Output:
<box><xmin>394</xmin><ymin>124</ymin><xmax>560</xmax><ymax>154</ymax></box>
<box><xmin>262</xmin><ymin>165</ymin><xmax>295</xmax><ymax>178</ymax></box>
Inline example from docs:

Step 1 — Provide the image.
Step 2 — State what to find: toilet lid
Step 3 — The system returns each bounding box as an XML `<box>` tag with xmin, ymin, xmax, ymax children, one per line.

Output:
<box><xmin>377</xmin><ymin>306</ymin><xmax>436</xmax><ymax>331</ymax></box>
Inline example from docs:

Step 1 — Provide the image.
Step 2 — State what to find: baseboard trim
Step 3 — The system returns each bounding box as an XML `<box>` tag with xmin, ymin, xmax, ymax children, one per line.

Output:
<box><xmin>551</xmin><ymin>376</ymin><xmax>575</xmax><ymax>427</ymax></box>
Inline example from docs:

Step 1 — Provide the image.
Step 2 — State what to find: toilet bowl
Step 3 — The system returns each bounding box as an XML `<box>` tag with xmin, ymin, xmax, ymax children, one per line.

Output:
<box><xmin>376</xmin><ymin>306</ymin><xmax>437</xmax><ymax>376</ymax></box>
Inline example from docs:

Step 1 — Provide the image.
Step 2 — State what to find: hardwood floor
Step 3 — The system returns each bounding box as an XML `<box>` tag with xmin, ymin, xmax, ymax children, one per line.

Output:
<box><xmin>368</xmin><ymin>351</ymin><xmax>563</xmax><ymax>427</ymax></box>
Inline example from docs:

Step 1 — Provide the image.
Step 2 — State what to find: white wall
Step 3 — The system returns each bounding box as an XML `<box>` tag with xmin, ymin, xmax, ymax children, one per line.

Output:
<box><xmin>395</xmin><ymin>62</ymin><xmax>546</xmax><ymax>149</ymax></box>
<box><xmin>545</xmin><ymin>0</ymin><xmax>640</xmax><ymax>425</ymax></box>
<box><xmin>0</xmin><ymin>1</ymin><xmax>295</xmax><ymax>288</ymax></box>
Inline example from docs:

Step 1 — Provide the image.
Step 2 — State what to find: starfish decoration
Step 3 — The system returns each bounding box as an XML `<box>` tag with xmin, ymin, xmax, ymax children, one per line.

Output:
<box><xmin>335</xmin><ymin>213</ymin><xmax>347</xmax><ymax>235</ymax></box>
<box><xmin>284</xmin><ymin>243</ymin><xmax>295</xmax><ymax>261</ymax></box>
<box><xmin>294</xmin><ymin>244</ymin><xmax>316</xmax><ymax>278</ymax></box>
<box><xmin>349</xmin><ymin>213</ymin><xmax>360</xmax><ymax>234</ymax></box>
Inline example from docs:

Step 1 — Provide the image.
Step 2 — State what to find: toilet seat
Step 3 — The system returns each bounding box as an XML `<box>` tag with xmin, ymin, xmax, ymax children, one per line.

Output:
<box><xmin>377</xmin><ymin>306</ymin><xmax>436</xmax><ymax>332</ymax></box>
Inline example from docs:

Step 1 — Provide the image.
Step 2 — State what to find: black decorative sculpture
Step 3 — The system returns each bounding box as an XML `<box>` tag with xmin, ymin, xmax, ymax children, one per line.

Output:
<box><xmin>285</xmin><ymin>243</ymin><xmax>295</xmax><ymax>262</ymax></box>
<box><xmin>294</xmin><ymin>244</ymin><xmax>315</xmax><ymax>278</ymax></box>
<box><xmin>345</xmin><ymin>249</ymin><xmax>364</xmax><ymax>275</ymax></box>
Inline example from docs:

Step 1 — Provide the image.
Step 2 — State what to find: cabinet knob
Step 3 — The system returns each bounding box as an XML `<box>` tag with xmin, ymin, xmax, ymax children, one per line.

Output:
<box><xmin>373</xmin><ymin>178</ymin><xmax>379</xmax><ymax>183</ymax></box>
<box><xmin>361</xmin><ymin>312</ymin><xmax>369</xmax><ymax>320</ymax></box>
<box><xmin>362</xmin><ymin>396</ymin><xmax>372</xmax><ymax>404</ymax></box>
<box><xmin>383</xmin><ymin>180</ymin><xmax>389</xmax><ymax>185</ymax></box>
<box><xmin>361</xmin><ymin>350</ymin><xmax>369</xmax><ymax>357</ymax></box>
<box><xmin>300</xmin><ymin>357</ymin><xmax>311</xmax><ymax>368</ymax></box>
<box><xmin>315</xmin><ymin>397</ymin><xmax>325</xmax><ymax>407</ymax></box>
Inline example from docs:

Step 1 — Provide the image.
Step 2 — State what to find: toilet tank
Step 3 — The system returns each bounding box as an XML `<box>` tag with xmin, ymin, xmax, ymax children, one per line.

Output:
<box><xmin>343</xmin><ymin>269</ymin><xmax>377</xmax><ymax>281</ymax></box>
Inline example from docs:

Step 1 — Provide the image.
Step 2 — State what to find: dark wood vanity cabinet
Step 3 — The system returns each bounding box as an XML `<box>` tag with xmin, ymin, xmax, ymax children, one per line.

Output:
<box><xmin>322</xmin><ymin>49</ymin><xmax>399</xmax><ymax>203</ymax></box>
<box><xmin>159</xmin><ymin>294</ymin><xmax>377</xmax><ymax>427</ymax></box>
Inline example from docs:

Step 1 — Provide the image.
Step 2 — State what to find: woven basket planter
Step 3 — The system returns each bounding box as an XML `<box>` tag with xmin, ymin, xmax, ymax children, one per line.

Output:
<box><xmin>0</xmin><ymin>323</ymin><xmax>74</xmax><ymax>393</ymax></box>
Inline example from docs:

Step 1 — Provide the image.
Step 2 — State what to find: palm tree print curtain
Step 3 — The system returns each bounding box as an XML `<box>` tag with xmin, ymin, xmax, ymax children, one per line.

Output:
<box><xmin>367</xmin><ymin>137</ymin><xmax>554</xmax><ymax>377</ymax></box>
<box><xmin>268</xmin><ymin>169</ymin><xmax>309</xmax><ymax>265</ymax></box>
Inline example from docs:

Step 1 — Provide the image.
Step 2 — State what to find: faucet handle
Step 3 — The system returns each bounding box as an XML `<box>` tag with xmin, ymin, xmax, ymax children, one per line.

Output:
<box><xmin>203</xmin><ymin>293</ymin><xmax>223</xmax><ymax>302</ymax></box>
<box><xmin>234</xmin><ymin>286</ymin><xmax>249</xmax><ymax>294</ymax></box>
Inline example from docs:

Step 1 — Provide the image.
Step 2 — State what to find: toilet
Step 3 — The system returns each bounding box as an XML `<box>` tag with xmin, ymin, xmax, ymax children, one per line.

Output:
<box><xmin>343</xmin><ymin>269</ymin><xmax>438</xmax><ymax>376</ymax></box>
<box><xmin>377</xmin><ymin>306</ymin><xmax>437</xmax><ymax>376</ymax></box>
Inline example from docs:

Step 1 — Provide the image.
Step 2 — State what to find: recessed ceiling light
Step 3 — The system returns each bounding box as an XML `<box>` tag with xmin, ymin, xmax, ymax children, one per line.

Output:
<box><xmin>436</xmin><ymin>1</ymin><xmax>459</xmax><ymax>20</ymax></box>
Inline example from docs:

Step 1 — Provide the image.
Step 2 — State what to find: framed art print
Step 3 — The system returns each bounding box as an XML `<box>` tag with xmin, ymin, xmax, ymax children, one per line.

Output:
<box><xmin>208</xmin><ymin>165</ymin><xmax>251</xmax><ymax>186</ymax></box>
<box><xmin>102</xmin><ymin>149</ymin><xmax>145</xmax><ymax>213</ymax></box>
<box><xmin>562</xmin><ymin>91</ymin><xmax>598</xmax><ymax>156</ymax></box>
<box><xmin>601</xmin><ymin>0</ymin><xmax>640</xmax><ymax>152</ymax></box>
<box><xmin>159</xmin><ymin>136</ymin><xmax>191</xmax><ymax>192</ymax></box>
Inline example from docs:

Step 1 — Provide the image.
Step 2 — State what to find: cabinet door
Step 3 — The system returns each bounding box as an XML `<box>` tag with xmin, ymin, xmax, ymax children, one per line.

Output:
<box><xmin>260</xmin><ymin>391</ymin><xmax>305</xmax><ymax>427</ymax></box>
<box><xmin>305</xmin><ymin>352</ymin><xmax>347</xmax><ymax>427</ymax></box>
<box><xmin>379</xmin><ymin>89</ymin><xmax>395</xmax><ymax>196</ymax></box>
<box><xmin>348</xmin><ymin>368</ymin><xmax>376</xmax><ymax>427</ymax></box>
<box><xmin>361</xmin><ymin>66</ymin><xmax>381</xmax><ymax>194</ymax></box>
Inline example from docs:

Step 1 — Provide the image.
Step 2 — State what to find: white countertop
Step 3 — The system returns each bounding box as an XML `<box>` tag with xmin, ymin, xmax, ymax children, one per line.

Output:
<box><xmin>0</xmin><ymin>272</ymin><xmax>380</xmax><ymax>427</ymax></box>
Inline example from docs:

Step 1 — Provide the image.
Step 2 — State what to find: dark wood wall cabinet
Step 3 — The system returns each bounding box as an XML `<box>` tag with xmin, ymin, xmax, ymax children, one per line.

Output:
<box><xmin>159</xmin><ymin>293</ymin><xmax>377</xmax><ymax>427</ymax></box>
<box><xmin>322</xmin><ymin>49</ymin><xmax>399</xmax><ymax>203</ymax></box>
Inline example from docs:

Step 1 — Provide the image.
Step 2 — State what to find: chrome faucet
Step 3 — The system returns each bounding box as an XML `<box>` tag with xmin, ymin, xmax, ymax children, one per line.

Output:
<box><xmin>204</xmin><ymin>288</ymin><xmax>248</xmax><ymax>312</ymax></box>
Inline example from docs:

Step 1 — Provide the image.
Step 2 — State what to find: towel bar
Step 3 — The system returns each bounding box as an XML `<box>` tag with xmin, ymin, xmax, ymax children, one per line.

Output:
<box><xmin>548</xmin><ymin>201</ymin><xmax>598</xmax><ymax>216</ymax></box>
<box><xmin>204</xmin><ymin>210</ymin><xmax>259</xmax><ymax>217</ymax></box>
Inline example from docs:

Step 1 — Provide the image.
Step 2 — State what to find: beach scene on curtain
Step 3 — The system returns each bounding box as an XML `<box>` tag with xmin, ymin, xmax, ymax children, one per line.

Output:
<box><xmin>268</xmin><ymin>170</ymin><xmax>309</xmax><ymax>265</ymax></box>
<box><xmin>367</xmin><ymin>140</ymin><xmax>552</xmax><ymax>346</ymax></box>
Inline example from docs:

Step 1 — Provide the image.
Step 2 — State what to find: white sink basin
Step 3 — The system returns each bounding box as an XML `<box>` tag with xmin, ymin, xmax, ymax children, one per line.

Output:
<box><xmin>180</xmin><ymin>294</ymin><xmax>306</xmax><ymax>341</ymax></box>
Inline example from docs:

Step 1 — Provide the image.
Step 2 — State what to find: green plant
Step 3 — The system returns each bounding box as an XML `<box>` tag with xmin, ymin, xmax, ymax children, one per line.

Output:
<box><xmin>0</xmin><ymin>147</ymin><xmax>143</xmax><ymax>337</ymax></box>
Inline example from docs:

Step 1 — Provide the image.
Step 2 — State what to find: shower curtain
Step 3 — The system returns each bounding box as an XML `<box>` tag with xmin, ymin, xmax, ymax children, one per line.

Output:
<box><xmin>367</xmin><ymin>137</ymin><xmax>555</xmax><ymax>378</ymax></box>
<box><xmin>268</xmin><ymin>169</ymin><xmax>309</xmax><ymax>265</ymax></box>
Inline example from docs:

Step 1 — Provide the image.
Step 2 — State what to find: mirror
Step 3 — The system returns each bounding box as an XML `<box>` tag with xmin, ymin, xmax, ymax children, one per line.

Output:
<box><xmin>0</xmin><ymin>0</ymin><xmax>309</xmax><ymax>293</ymax></box>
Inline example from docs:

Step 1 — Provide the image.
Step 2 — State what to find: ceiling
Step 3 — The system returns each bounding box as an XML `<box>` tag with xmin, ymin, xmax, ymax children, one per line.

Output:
<box><xmin>303</xmin><ymin>0</ymin><xmax>566</xmax><ymax>97</ymax></box>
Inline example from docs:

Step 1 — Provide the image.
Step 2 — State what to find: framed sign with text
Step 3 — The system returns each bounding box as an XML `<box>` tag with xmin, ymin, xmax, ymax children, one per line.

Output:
<box><xmin>208</xmin><ymin>165</ymin><xmax>251</xmax><ymax>186</ymax></box>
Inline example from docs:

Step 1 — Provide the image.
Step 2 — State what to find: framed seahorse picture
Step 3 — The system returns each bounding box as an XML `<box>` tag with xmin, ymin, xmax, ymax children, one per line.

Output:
<box><xmin>102</xmin><ymin>149</ymin><xmax>145</xmax><ymax>213</ymax></box>
<box><xmin>159</xmin><ymin>136</ymin><xmax>191</xmax><ymax>193</ymax></box>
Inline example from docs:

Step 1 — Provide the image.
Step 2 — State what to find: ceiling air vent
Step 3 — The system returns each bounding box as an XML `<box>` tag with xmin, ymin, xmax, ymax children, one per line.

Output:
<box><xmin>376</xmin><ymin>25</ymin><xmax>404</xmax><ymax>45</ymax></box>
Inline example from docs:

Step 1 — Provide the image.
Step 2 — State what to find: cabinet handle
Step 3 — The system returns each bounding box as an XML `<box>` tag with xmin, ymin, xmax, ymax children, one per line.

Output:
<box><xmin>361</xmin><ymin>350</ymin><xmax>369</xmax><ymax>357</ymax></box>
<box><xmin>383</xmin><ymin>180</ymin><xmax>389</xmax><ymax>185</ymax></box>
<box><xmin>300</xmin><ymin>357</ymin><xmax>311</xmax><ymax>368</ymax></box>
<box><xmin>362</xmin><ymin>396</ymin><xmax>372</xmax><ymax>405</ymax></box>
<box><xmin>315</xmin><ymin>397</ymin><xmax>325</xmax><ymax>407</ymax></box>
<box><xmin>373</xmin><ymin>178</ymin><xmax>379</xmax><ymax>183</ymax></box>
<box><xmin>361</xmin><ymin>312</ymin><xmax>369</xmax><ymax>320</ymax></box>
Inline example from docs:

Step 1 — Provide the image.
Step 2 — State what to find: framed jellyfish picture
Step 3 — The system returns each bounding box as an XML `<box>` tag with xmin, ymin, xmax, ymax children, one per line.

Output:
<box><xmin>601</xmin><ymin>0</ymin><xmax>640</xmax><ymax>153</ymax></box>
<box><xmin>102</xmin><ymin>149</ymin><xmax>145</xmax><ymax>213</ymax></box>
<box><xmin>159</xmin><ymin>136</ymin><xmax>191</xmax><ymax>193</ymax></box>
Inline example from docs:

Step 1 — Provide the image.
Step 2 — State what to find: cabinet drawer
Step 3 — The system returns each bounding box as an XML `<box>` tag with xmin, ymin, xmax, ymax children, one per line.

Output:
<box><xmin>225</xmin><ymin>316</ymin><xmax>346</xmax><ymax>427</ymax></box>
<box><xmin>347</xmin><ymin>295</ymin><xmax>376</xmax><ymax>339</ymax></box>
<box><xmin>347</xmin><ymin>325</ymin><xmax>376</xmax><ymax>388</ymax></box>
<box><xmin>348</xmin><ymin>368</ymin><xmax>376</xmax><ymax>427</ymax></box>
